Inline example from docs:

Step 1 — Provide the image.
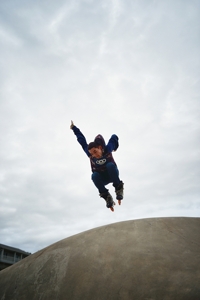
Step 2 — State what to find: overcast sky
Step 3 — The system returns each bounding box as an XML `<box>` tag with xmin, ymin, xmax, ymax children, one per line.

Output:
<box><xmin>0</xmin><ymin>0</ymin><xmax>199</xmax><ymax>254</ymax></box>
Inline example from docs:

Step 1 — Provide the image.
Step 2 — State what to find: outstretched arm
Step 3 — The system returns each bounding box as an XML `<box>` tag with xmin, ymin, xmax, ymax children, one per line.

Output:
<box><xmin>106</xmin><ymin>134</ymin><xmax>119</xmax><ymax>153</ymax></box>
<box><xmin>70</xmin><ymin>121</ymin><xmax>90</xmax><ymax>157</ymax></box>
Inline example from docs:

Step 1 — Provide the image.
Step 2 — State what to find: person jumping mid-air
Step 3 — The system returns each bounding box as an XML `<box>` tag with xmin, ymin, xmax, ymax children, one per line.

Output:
<box><xmin>70</xmin><ymin>121</ymin><xmax>124</xmax><ymax>212</ymax></box>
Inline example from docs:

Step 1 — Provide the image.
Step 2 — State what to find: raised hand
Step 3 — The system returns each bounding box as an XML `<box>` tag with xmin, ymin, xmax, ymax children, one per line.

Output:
<box><xmin>70</xmin><ymin>120</ymin><xmax>74</xmax><ymax>129</ymax></box>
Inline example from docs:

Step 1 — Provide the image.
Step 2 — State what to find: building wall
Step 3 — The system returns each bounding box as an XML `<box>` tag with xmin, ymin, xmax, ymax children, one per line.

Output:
<box><xmin>0</xmin><ymin>244</ymin><xmax>31</xmax><ymax>271</ymax></box>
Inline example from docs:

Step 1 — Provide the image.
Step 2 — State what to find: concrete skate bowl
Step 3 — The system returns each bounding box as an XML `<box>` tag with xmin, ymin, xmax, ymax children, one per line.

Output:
<box><xmin>0</xmin><ymin>217</ymin><xmax>200</xmax><ymax>300</ymax></box>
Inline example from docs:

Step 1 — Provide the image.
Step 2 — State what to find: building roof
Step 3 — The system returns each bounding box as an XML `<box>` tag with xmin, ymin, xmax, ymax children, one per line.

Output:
<box><xmin>0</xmin><ymin>244</ymin><xmax>31</xmax><ymax>255</ymax></box>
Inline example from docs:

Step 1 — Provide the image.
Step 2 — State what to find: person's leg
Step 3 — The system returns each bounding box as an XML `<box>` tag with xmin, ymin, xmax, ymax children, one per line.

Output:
<box><xmin>106</xmin><ymin>162</ymin><xmax>124</xmax><ymax>201</ymax></box>
<box><xmin>91</xmin><ymin>172</ymin><xmax>108</xmax><ymax>194</ymax></box>
<box><xmin>91</xmin><ymin>172</ymin><xmax>115</xmax><ymax>210</ymax></box>
<box><xmin>106</xmin><ymin>162</ymin><xmax>121</xmax><ymax>187</ymax></box>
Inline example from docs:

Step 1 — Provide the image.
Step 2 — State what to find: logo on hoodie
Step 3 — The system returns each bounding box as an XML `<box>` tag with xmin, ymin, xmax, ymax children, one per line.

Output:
<box><xmin>96</xmin><ymin>159</ymin><xmax>106</xmax><ymax>165</ymax></box>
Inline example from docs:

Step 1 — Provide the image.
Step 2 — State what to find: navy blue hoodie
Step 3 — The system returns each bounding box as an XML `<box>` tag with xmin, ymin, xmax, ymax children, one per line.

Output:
<box><xmin>72</xmin><ymin>126</ymin><xmax>119</xmax><ymax>173</ymax></box>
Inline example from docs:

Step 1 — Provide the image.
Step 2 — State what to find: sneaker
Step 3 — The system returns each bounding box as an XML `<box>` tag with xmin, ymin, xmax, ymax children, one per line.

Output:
<box><xmin>115</xmin><ymin>181</ymin><xmax>124</xmax><ymax>200</ymax></box>
<box><xmin>99</xmin><ymin>192</ymin><xmax>115</xmax><ymax>209</ymax></box>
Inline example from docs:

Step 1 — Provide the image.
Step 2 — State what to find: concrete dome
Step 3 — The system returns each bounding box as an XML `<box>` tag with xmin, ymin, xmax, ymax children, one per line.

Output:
<box><xmin>0</xmin><ymin>217</ymin><xmax>200</xmax><ymax>300</ymax></box>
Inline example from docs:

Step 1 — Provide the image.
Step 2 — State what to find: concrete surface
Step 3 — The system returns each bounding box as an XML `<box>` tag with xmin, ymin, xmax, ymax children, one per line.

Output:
<box><xmin>0</xmin><ymin>217</ymin><xmax>200</xmax><ymax>300</ymax></box>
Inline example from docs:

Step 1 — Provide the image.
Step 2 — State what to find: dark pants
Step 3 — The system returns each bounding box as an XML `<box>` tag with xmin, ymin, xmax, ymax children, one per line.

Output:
<box><xmin>91</xmin><ymin>162</ymin><xmax>121</xmax><ymax>194</ymax></box>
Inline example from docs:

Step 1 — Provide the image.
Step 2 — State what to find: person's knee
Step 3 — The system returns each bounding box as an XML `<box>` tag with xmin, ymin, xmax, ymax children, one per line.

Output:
<box><xmin>106</xmin><ymin>162</ymin><xmax>119</xmax><ymax>179</ymax></box>
<box><xmin>91</xmin><ymin>172</ymin><xmax>100</xmax><ymax>182</ymax></box>
<box><xmin>106</xmin><ymin>162</ymin><xmax>115</xmax><ymax>171</ymax></box>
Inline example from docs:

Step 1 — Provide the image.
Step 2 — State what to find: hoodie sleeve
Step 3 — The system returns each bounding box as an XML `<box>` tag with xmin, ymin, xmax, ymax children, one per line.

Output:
<box><xmin>106</xmin><ymin>134</ymin><xmax>119</xmax><ymax>153</ymax></box>
<box><xmin>72</xmin><ymin>126</ymin><xmax>90</xmax><ymax>157</ymax></box>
